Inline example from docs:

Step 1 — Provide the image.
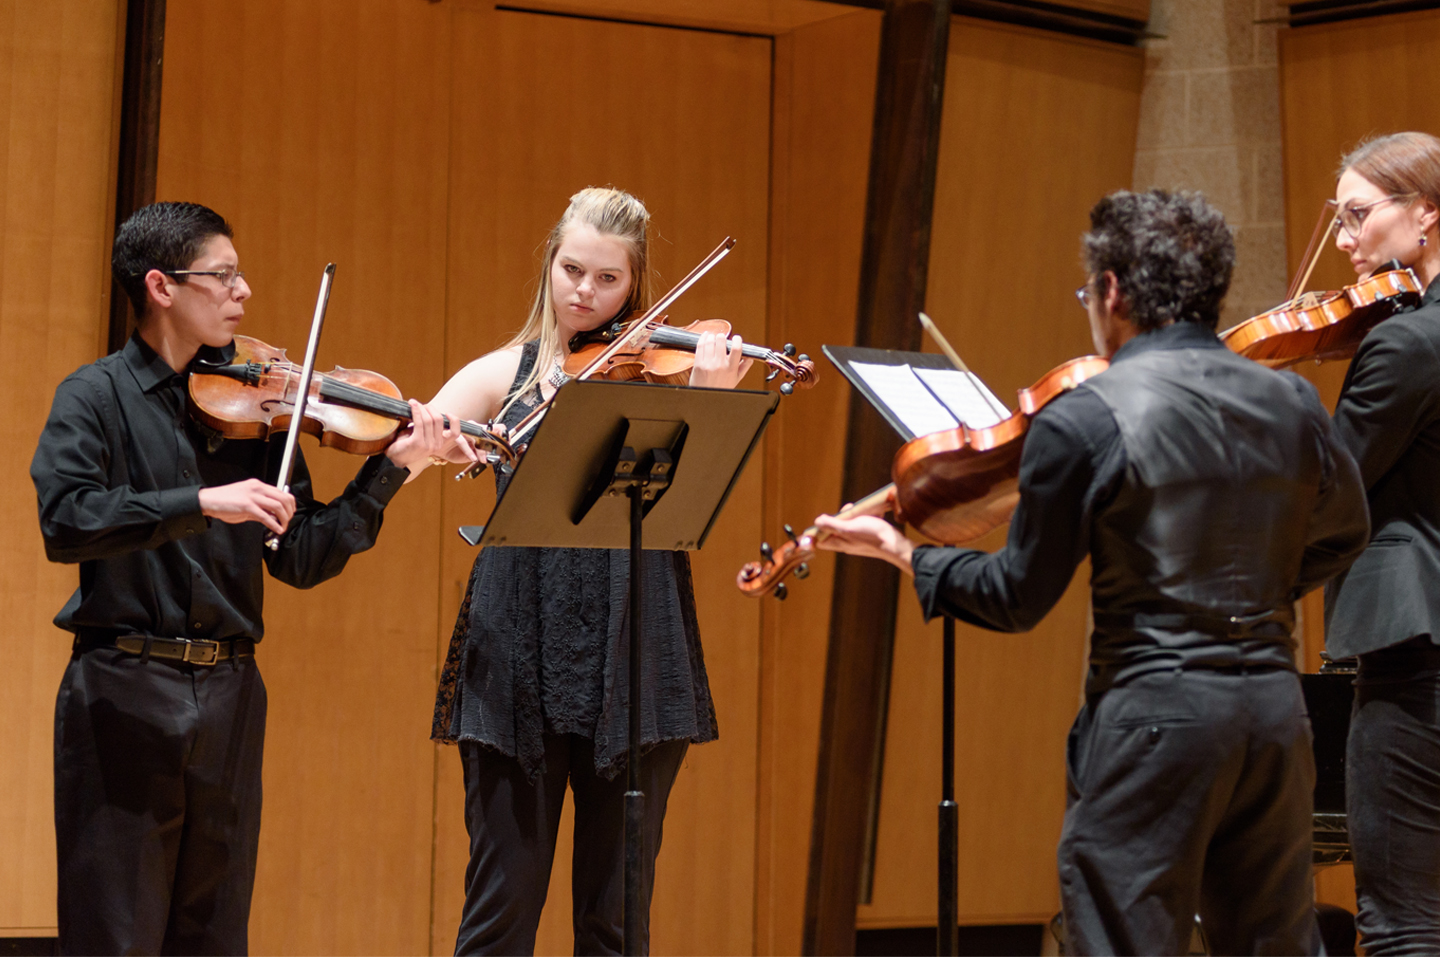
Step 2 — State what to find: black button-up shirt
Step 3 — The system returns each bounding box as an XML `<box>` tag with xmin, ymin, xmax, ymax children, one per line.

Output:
<box><xmin>31</xmin><ymin>333</ymin><xmax>409</xmax><ymax>642</ymax></box>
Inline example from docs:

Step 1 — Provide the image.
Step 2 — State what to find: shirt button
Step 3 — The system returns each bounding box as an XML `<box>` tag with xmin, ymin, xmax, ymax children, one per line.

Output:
<box><xmin>380</xmin><ymin>476</ymin><xmax>389</xmax><ymax>485</ymax></box>
<box><xmin>186</xmin><ymin>526</ymin><xmax>195</xmax><ymax>535</ymax></box>
<box><xmin>193</xmin><ymin>622</ymin><xmax>203</xmax><ymax>631</ymax></box>
<box><xmin>352</xmin><ymin>521</ymin><xmax>361</xmax><ymax>532</ymax></box>
<box><xmin>183</xmin><ymin>469</ymin><xmax>191</xmax><ymax>478</ymax></box>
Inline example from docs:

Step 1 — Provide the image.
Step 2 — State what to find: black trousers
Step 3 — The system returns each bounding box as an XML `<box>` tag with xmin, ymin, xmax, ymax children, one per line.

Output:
<box><xmin>455</xmin><ymin>734</ymin><xmax>687</xmax><ymax>956</ymax></box>
<box><xmin>1349</xmin><ymin>642</ymin><xmax>1440</xmax><ymax>956</ymax></box>
<box><xmin>1058</xmin><ymin>668</ymin><xmax>1320</xmax><ymax>956</ymax></box>
<box><xmin>53</xmin><ymin>647</ymin><xmax>267</xmax><ymax>956</ymax></box>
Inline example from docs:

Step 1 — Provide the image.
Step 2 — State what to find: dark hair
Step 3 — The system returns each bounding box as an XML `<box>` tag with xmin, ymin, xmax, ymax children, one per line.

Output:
<box><xmin>1081</xmin><ymin>189</ymin><xmax>1235</xmax><ymax>332</ymax></box>
<box><xmin>111</xmin><ymin>202</ymin><xmax>234</xmax><ymax>317</ymax></box>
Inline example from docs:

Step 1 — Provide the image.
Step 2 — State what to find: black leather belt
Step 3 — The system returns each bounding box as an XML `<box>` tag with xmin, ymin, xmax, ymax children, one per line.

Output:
<box><xmin>76</xmin><ymin>630</ymin><xmax>255</xmax><ymax>666</ymax></box>
<box><xmin>1093</xmin><ymin>609</ymin><xmax>1293</xmax><ymax>638</ymax></box>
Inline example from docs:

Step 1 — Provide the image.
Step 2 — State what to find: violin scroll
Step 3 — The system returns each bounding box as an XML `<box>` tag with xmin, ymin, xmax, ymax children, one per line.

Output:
<box><xmin>736</xmin><ymin>525</ymin><xmax>819</xmax><ymax>599</ymax></box>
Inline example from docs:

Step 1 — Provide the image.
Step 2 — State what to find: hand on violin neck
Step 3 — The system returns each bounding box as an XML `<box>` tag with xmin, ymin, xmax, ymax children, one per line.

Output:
<box><xmin>384</xmin><ymin>399</ymin><xmax>478</xmax><ymax>479</ymax></box>
<box><xmin>689</xmin><ymin>331</ymin><xmax>753</xmax><ymax>389</ymax></box>
<box><xmin>199</xmin><ymin>479</ymin><xmax>296</xmax><ymax>537</ymax></box>
<box><xmin>813</xmin><ymin>513</ymin><xmax>915</xmax><ymax>575</ymax></box>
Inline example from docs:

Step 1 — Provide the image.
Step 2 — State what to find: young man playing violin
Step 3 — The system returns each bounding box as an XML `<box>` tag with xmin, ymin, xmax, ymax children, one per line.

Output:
<box><xmin>817</xmin><ymin>190</ymin><xmax>1370</xmax><ymax>955</ymax></box>
<box><xmin>30</xmin><ymin>201</ymin><xmax>464</xmax><ymax>955</ymax></box>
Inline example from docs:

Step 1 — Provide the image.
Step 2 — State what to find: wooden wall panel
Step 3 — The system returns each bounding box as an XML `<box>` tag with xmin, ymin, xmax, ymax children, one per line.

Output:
<box><xmin>156</xmin><ymin>1</ymin><xmax>452</xmax><ymax>953</ymax></box>
<box><xmin>856</xmin><ymin>17</ymin><xmax>1143</xmax><ymax>928</ymax></box>
<box><xmin>1279</xmin><ymin>8</ymin><xmax>1440</xmax><ymax>665</ymax></box>
<box><xmin>0</xmin><ymin>0</ymin><xmax>122</xmax><ymax>936</ymax></box>
<box><xmin>758</xmin><ymin>9</ymin><xmax>883</xmax><ymax>955</ymax></box>
<box><xmin>434</xmin><ymin>6</ymin><xmax>772</xmax><ymax>955</ymax></box>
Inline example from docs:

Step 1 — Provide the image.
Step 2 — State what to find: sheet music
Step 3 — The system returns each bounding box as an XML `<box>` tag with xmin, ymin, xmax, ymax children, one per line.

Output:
<box><xmin>913</xmin><ymin>368</ymin><xmax>1009</xmax><ymax>429</ymax></box>
<box><xmin>849</xmin><ymin>362</ymin><xmax>960</xmax><ymax>437</ymax></box>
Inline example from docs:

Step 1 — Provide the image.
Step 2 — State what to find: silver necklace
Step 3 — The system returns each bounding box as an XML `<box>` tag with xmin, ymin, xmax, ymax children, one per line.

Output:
<box><xmin>549</xmin><ymin>358</ymin><xmax>570</xmax><ymax>389</ymax></box>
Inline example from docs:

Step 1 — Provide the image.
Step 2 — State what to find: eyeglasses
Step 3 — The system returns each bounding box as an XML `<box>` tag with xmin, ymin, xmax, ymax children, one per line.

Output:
<box><xmin>165</xmin><ymin>267</ymin><xmax>247</xmax><ymax>289</ymax></box>
<box><xmin>1075</xmin><ymin>283</ymin><xmax>1092</xmax><ymax>309</ymax></box>
<box><xmin>1333</xmin><ymin>194</ymin><xmax>1414</xmax><ymax>239</ymax></box>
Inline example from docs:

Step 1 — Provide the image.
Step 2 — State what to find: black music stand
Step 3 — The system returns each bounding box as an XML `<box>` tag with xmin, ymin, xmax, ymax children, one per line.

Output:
<box><xmin>826</xmin><ymin>344</ymin><xmax>967</xmax><ymax>957</ymax></box>
<box><xmin>472</xmin><ymin>379</ymin><xmax>777</xmax><ymax>955</ymax></box>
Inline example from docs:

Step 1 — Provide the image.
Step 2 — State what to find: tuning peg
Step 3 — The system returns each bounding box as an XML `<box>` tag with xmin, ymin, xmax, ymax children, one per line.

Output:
<box><xmin>774</xmin><ymin>582</ymin><xmax>788</xmax><ymax>600</ymax></box>
<box><xmin>766</xmin><ymin>368</ymin><xmax>779</xmax><ymax>382</ymax></box>
<box><xmin>783</xmin><ymin>524</ymin><xmax>797</xmax><ymax>542</ymax></box>
<box><xmin>760</xmin><ymin>541</ymin><xmax>773</xmax><ymax>563</ymax></box>
<box><xmin>798</xmin><ymin>353</ymin><xmax>810</xmax><ymax>363</ymax></box>
<box><xmin>783</xmin><ymin>343</ymin><xmax>796</xmax><ymax>357</ymax></box>
<box><xmin>780</xmin><ymin>382</ymin><xmax>794</xmax><ymax>396</ymax></box>
<box><xmin>795</xmin><ymin>563</ymin><xmax>810</xmax><ymax>579</ymax></box>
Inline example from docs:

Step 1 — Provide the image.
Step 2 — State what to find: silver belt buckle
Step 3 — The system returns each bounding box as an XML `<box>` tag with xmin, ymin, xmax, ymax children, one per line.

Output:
<box><xmin>182</xmin><ymin>639</ymin><xmax>220</xmax><ymax>665</ymax></box>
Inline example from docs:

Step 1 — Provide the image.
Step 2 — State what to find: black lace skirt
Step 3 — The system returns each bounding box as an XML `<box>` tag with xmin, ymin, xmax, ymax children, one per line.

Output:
<box><xmin>432</xmin><ymin>544</ymin><xmax>717</xmax><ymax>782</ymax></box>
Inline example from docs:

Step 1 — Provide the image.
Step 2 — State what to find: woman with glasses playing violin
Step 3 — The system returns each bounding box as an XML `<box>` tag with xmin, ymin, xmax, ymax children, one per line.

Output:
<box><xmin>1323</xmin><ymin>132</ymin><xmax>1440</xmax><ymax>956</ymax></box>
<box><xmin>412</xmin><ymin>187</ymin><xmax>750</xmax><ymax>956</ymax></box>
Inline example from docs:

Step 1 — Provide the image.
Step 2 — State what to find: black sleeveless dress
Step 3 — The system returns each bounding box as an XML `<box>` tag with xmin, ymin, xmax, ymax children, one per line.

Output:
<box><xmin>432</xmin><ymin>342</ymin><xmax>718</xmax><ymax>780</ymax></box>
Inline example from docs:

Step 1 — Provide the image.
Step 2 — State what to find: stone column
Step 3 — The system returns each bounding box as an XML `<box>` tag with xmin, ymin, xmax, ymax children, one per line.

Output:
<box><xmin>1132</xmin><ymin>0</ymin><xmax>1289</xmax><ymax>328</ymax></box>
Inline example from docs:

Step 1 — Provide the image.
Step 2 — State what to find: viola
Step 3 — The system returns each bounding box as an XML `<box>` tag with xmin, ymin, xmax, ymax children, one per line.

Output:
<box><xmin>736</xmin><ymin>354</ymin><xmax>1109</xmax><ymax>599</ymax></box>
<box><xmin>189</xmin><ymin>334</ymin><xmax>516</xmax><ymax>465</ymax></box>
<box><xmin>1220</xmin><ymin>263</ymin><xmax>1421</xmax><ymax>368</ymax></box>
<box><xmin>564</xmin><ymin>316</ymin><xmax>818</xmax><ymax>393</ymax></box>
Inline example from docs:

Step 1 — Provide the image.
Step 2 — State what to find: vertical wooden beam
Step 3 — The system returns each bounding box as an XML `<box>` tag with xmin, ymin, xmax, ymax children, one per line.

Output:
<box><xmin>107</xmin><ymin>0</ymin><xmax>166</xmax><ymax>352</ymax></box>
<box><xmin>803</xmin><ymin>1</ymin><xmax>951</xmax><ymax>955</ymax></box>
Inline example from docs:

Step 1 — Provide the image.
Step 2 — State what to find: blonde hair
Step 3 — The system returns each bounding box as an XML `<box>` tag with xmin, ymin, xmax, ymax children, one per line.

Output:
<box><xmin>499</xmin><ymin>187</ymin><xmax>652</xmax><ymax>420</ymax></box>
<box><xmin>1340</xmin><ymin>131</ymin><xmax>1440</xmax><ymax>214</ymax></box>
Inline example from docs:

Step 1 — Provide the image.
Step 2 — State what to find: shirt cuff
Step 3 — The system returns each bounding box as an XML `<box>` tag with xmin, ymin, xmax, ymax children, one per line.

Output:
<box><xmin>156</xmin><ymin>486</ymin><xmax>206</xmax><ymax>540</ymax></box>
<box><xmin>359</xmin><ymin>455</ymin><xmax>411</xmax><ymax>506</ymax></box>
<box><xmin>911</xmin><ymin>544</ymin><xmax>946</xmax><ymax>621</ymax></box>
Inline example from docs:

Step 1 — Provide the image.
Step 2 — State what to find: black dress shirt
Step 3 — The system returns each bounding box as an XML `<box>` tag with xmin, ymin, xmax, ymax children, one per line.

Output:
<box><xmin>32</xmin><ymin>333</ymin><xmax>409</xmax><ymax>642</ymax></box>
<box><xmin>912</xmin><ymin>321</ymin><xmax>1368</xmax><ymax>689</ymax></box>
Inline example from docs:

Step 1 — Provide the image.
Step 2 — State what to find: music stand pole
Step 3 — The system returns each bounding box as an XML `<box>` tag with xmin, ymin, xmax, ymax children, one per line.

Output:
<box><xmin>624</xmin><ymin>484</ymin><xmax>645</xmax><ymax>955</ymax></box>
<box><xmin>939</xmin><ymin>615</ymin><xmax>959</xmax><ymax>956</ymax></box>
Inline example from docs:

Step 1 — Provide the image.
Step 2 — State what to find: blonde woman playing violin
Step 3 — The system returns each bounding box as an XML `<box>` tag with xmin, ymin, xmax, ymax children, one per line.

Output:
<box><xmin>412</xmin><ymin>187</ymin><xmax>750</xmax><ymax>957</ymax></box>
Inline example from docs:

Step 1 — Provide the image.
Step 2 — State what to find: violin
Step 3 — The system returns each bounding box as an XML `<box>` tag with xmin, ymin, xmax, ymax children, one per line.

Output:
<box><xmin>736</xmin><ymin>354</ymin><xmax>1109</xmax><ymax>599</ymax></box>
<box><xmin>471</xmin><ymin>237</ymin><xmax>814</xmax><ymax>471</ymax></box>
<box><xmin>1218</xmin><ymin>197</ymin><xmax>1422</xmax><ymax>367</ymax></box>
<box><xmin>1220</xmin><ymin>263</ymin><xmax>1421</xmax><ymax>368</ymax></box>
<box><xmin>565</xmin><ymin>316</ymin><xmax>818</xmax><ymax>393</ymax></box>
<box><xmin>190</xmin><ymin>334</ymin><xmax>516</xmax><ymax>465</ymax></box>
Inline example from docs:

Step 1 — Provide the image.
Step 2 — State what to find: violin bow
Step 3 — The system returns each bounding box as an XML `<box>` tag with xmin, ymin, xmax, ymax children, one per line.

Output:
<box><xmin>918</xmin><ymin>311</ymin><xmax>1010</xmax><ymax>423</ymax></box>
<box><xmin>459</xmin><ymin>237</ymin><xmax>737</xmax><ymax>477</ymax></box>
<box><xmin>1287</xmin><ymin>199</ymin><xmax>1340</xmax><ymax>301</ymax></box>
<box><xmin>265</xmin><ymin>263</ymin><xmax>336</xmax><ymax>551</ymax></box>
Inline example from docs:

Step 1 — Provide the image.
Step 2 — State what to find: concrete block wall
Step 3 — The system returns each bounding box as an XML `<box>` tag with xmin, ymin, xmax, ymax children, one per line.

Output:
<box><xmin>1132</xmin><ymin>0</ymin><xmax>1289</xmax><ymax>327</ymax></box>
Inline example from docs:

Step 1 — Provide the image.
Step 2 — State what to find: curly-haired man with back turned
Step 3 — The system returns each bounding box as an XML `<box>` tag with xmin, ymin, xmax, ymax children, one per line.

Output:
<box><xmin>815</xmin><ymin>190</ymin><xmax>1372</xmax><ymax>954</ymax></box>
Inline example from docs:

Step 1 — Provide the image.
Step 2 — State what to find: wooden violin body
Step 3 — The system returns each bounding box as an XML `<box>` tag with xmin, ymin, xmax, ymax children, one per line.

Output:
<box><xmin>565</xmin><ymin>316</ymin><xmax>818</xmax><ymax>393</ymax></box>
<box><xmin>890</xmin><ymin>355</ymin><xmax>1109</xmax><ymax>545</ymax></box>
<box><xmin>189</xmin><ymin>335</ymin><xmax>516</xmax><ymax>463</ymax></box>
<box><xmin>1221</xmin><ymin>265</ymin><xmax>1422</xmax><ymax>368</ymax></box>
<box><xmin>737</xmin><ymin>354</ymin><xmax>1109</xmax><ymax>599</ymax></box>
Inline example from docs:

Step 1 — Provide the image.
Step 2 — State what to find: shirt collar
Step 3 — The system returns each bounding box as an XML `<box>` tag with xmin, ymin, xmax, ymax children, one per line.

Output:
<box><xmin>124</xmin><ymin>332</ymin><xmax>236</xmax><ymax>392</ymax></box>
<box><xmin>1421</xmin><ymin>272</ymin><xmax>1440</xmax><ymax>308</ymax></box>
<box><xmin>1108</xmin><ymin>320</ymin><xmax>1222</xmax><ymax>365</ymax></box>
<box><xmin>124</xmin><ymin>332</ymin><xmax>182</xmax><ymax>393</ymax></box>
